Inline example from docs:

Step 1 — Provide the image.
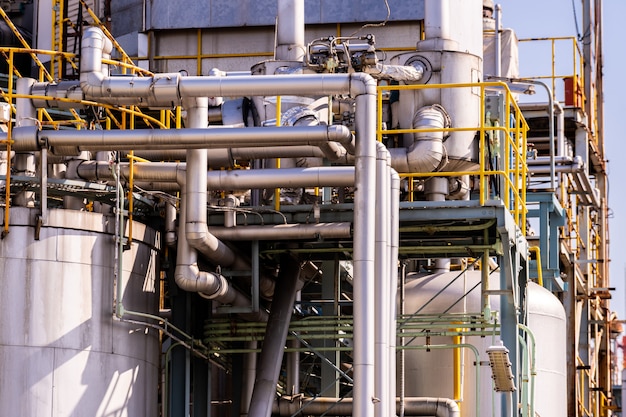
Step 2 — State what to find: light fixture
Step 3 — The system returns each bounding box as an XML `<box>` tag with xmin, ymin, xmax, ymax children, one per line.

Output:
<box><xmin>487</xmin><ymin>341</ymin><xmax>516</xmax><ymax>392</ymax></box>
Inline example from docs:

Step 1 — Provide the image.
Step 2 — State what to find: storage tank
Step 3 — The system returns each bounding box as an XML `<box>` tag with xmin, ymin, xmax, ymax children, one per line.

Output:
<box><xmin>399</xmin><ymin>269</ymin><xmax>500</xmax><ymax>417</ymax></box>
<box><xmin>0</xmin><ymin>207</ymin><xmax>160</xmax><ymax>416</ymax></box>
<box><xmin>526</xmin><ymin>281</ymin><xmax>567</xmax><ymax>417</ymax></box>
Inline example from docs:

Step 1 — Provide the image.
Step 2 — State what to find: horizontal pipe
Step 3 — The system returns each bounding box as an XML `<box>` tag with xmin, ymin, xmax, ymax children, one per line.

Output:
<box><xmin>273</xmin><ymin>396</ymin><xmax>460</xmax><ymax>417</ymax></box>
<box><xmin>209</xmin><ymin>222</ymin><xmax>352</xmax><ymax>240</ymax></box>
<box><xmin>8</xmin><ymin>125</ymin><xmax>352</xmax><ymax>154</ymax></box>
<box><xmin>76</xmin><ymin>161</ymin><xmax>355</xmax><ymax>188</ymax></box>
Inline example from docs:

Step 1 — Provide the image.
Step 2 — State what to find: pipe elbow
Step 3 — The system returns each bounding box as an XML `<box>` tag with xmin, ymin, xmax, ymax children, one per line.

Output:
<box><xmin>80</xmin><ymin>71</ymin><xmax>106</xmax><ymax>99</ymax></box>
<box><xmin>174</xmin><ymin>263</ymin><xmax>233</xmax><ymax>301</ymax></box>
<box><xmin>349</xmin><ymin>72</ymin><xmax>377</xmax><ymax>96</ymax></box>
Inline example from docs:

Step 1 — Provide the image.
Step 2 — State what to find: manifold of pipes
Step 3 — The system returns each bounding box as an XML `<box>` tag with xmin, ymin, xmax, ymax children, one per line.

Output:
<box><xmin>18</xmin><ymin>25</ymin><xmax>379</xmax><ymax>417</ymax></box>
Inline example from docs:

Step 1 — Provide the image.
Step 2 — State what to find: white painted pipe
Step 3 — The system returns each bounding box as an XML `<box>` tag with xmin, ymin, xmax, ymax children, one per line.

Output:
<box><xmin>375</xmin><ymin>142</ymin><xmax>391</xmax><ymax>417</ymax></box>
<box><xmin>389</xmin><ymin>168</ymin><xmax>400</xmax><ymax>417</ymax></box>
<box><xmin>424</xmin><ymin>0</ymin><xmax>450</xmax><ymax>40</ymax></box>
<box><xmin>276</xmin><ymin>0</ymin><xmax>305</xmax><ymax>61</ymax></box>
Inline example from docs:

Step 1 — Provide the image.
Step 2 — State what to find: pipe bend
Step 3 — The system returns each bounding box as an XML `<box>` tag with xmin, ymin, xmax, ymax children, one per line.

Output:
<box><xmin>349</xmin><ymin>72</ymin><xmax>377</xmax><ymax>96</ymax></box>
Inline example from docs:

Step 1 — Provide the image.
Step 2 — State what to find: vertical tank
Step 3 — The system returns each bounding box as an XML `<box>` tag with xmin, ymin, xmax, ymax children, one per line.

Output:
<box><xmin>526</xmin><ymin>281</ymin><xmax>567</xmax><ymax>417</ymax></box>
<box><xmin>0</xmin><ymin>207</ymin><xmax>160</xmax><ymax>416</ymax></box>
<box><xmin>399</xmin><ymin>270</ymin><xmax>501</xmax><ymax>417</ymax></box>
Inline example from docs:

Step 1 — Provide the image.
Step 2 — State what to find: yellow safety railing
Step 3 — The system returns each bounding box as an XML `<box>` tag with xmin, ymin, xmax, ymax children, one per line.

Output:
<box><xmin>518</xmin><ymin>36</ymin><xmax>584</xmax><ymax>106</ymax></box>
<box><xmin>377</xmin><ymin>82</ymin><xmax>529</xmax><ymax>234</ymax></box>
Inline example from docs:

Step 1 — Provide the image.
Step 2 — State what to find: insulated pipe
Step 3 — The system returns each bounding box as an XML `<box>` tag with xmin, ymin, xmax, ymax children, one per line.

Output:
<box><xmin>183</xmin><ymin>97</ymin><xmax>249</xmax><ymax>271</ymax></box>
<box><xmin>14</xmin><ymin>77</ymin><xmax>37</xmax><ymax>207</ymax></box>
<box><xmin>272</xmin><ymin>396</ymin><xmax>460</xmax><ymax>417</ymax></box>
<box><xmin>209</xmin><ymin>223</ymin><xmax>352</xmax><ymax>240</ymax></box>
<box><xmin>9</xmin><ymin>125</ymin><xmax>353</xmax><ymax>153</ymax></box>
<box><xmin>425</xmin><ymin>0</ymin><xmax>450</xmax><ymax>40</ymax></box>
<box><xmin>388</xmin><ymin>169</ymin><xmax>400</xmax><ymax>417</ymax></box>
<box><xmin>389</xmin><ymin>105</ymin><xmax>447</xmax><ymax>174</ymax></box>
<box><xmin>374</xmin><ymin>143</ymin><xmax>391</xmax><ymax>417</ymax></box>
<box><xmin>276</xmin><ymin>0</ymin><xmax>305</xmax><ymax>61</ymax></box>
<box><xmin>174</xmin><ymin>184</ymin><xmax>263</xmax><ymax>316</ymax></box>
<box><xmin>240</xmin><ymin>341</ymin><xmax>258</xmax><ymax>417</ymax></box>
<box><xmin>75</xmin><ymin>162</ymin><xmax>355</xmax><ymax>189</ymax></box>
<box><xmin>248</xmin><ymin>255</ymin><xmax>301</xmax><ymax>417</ymax></box>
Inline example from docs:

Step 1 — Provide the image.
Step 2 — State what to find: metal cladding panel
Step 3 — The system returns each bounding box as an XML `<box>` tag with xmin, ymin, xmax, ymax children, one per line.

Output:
<box><xmin>147</xmin><ymin>0</ymin><xmax>425</xmax><ymax>30</ymax></box>
<box><xmin>0</xmin><ymin>208</ymin><xmax>159</xmax><ymax>417</ymax></box>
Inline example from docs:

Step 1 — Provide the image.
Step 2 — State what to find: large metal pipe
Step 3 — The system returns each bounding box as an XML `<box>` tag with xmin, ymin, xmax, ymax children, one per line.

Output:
<box><xmin>276</xmin><ymin>0</ymin><xmax>305</xmax><ymax>61</ymax></box>
<box><xmin>9</xmin><ymin>124</ymin><xmax>353</xmax><ymax>154</ymax></box>
<box><xmin>374</xmin><ymin>143</ymin><xmax>391</xmax><ymax>417</ymax></box>
<box><xmin>248</xmin><ymin>255</ymin><xmax>301</xmax><ymax>417</ymax></box>
<box><xmin>273</xmin><ymin>396</ymin><xmax>460</xmax><ymax>417</ymax></box>
<box><xmin>389</xmin><ymin>169</ymin><xmax>400</xmax><ymax>417</ymax></box>
<box><xmin>210</xmin><ymin>223</ymin><xmax>352</xmax><ymax>240</ymax></box>
<box><xmin>75</xmin><ymin>162</ymin><xmax>355</xmax><ymax>189</ymax></box>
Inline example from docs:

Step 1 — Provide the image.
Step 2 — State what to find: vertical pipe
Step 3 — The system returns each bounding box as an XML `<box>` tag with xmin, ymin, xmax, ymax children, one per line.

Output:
<box><xmin>353</xmin><ymin>89</ymin><xmax>378</xmax><ymax>417</ymax></box>
<box><xmin>248</xmin><ymin>256</ymin><xmax>301</xmax><ymax>417</ymax></box>
<box><xmin>240</xmin><ymin>341</ymin><xmax>258</xmax><ymax>417</ymax></box>
<box><xmin>388</xmin><ymin>169</ymin><xmax>400</xmax><ymax>417</ymax></box>
<box><xmin>14</xmin><ymin>77</ymin><xmax>37</xmax><ymax>208</ymax></box>
<box><xmin>494</xmin><ymin>4</ymin><xmax>502</xmax><ymax>77</ymax></box>
<box><xmin>276</xmin><ymin>0</ymin><xmax>305</xmax><ymax>61</ymax></box>
<box><xmin>424</xmin><ymin>0</ymin><xmax>450</xmax><ymax>40</ymax></box>
<box><xmin>374</xmin><ymin>143</ymin><xmax>390</xmax><ymax>416</ymax></box>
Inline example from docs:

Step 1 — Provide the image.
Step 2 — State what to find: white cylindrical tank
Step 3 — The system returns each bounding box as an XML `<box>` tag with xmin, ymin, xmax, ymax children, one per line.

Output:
<box><xmin>398</xmin><ymin>270</ymin><xmax>500</xmax><ymax>417</ymax></box>
<box><xmin>526</xmin><ymin>281</ymin><xmax>567</xmax><ymax>417</ymax></box>
<box><xmin>0</xmin><ymin>207</ymin><xmax>160</xmax><ymax>417</ymax></box>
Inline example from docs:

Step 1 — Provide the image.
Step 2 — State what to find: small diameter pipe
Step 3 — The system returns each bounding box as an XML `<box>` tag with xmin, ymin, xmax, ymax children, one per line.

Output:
<box><xmin>528</xmin><ymin>246</ymin><xmax>544</xmax><ymax>287</ymax></box>
<box><xmin>518</xmin><ymin>323</ymin><xmax>537</xmax><ymax>417</ymax></box>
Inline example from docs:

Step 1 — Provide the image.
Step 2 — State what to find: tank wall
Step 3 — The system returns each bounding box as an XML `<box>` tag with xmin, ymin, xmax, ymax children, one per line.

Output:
<box><xmin>526</xmin><ymin>282</ymin><xmax>567</xmax><ymax>417</ymax></box>
<box><xmin>0</xmin><ymin>207</ymin><xmax>160</xmax><ymax>417</ymax></box>
<box><xmin>399</xmin><ymin>270</ymin><xmax>501</xmax><ymax>417</ymax></box>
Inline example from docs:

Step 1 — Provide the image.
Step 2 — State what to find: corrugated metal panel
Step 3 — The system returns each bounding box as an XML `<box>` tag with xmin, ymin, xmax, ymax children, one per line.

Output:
<box><xmin>148</xmin><ymin>0</ymin><xmax>424</xmax><ymax>31</ymax></box>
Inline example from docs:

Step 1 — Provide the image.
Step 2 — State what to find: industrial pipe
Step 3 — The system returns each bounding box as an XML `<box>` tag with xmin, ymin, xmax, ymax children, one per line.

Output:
<box><xmin>272</xmin><ymin>396</ymin><xmax>460</xmax><ymax>417</ymax></box>
<box><xmin>209</xmin><ymin>223</ymin><xmax>352</xmax><ymax>240</ymax></box>
<box><xmin>8</xmin><ymin>124</ymin><xmax>353</xmax><ymax>154</ymax></box>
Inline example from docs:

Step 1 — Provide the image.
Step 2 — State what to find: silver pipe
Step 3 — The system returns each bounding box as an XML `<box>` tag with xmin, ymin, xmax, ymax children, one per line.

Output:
<box><xmin>165</xmin><ymin>201</ymin><xmax>177</xmax><ymax>247</ymax></box>
<box><xmin>353</xmin><ymin>86</ymin><xmax>378</xmax><ymax>417</ymax></box>
<box><xmin>495</xmin><ymin>4</ymin><xmax>501</xmax><ymax>77</ymax></box>
<box><xmin>389</xmin><ymin>169</ymin><xmax>400</xmax><ymax>417</ymax></box>
<box><xmin>526</xmin><ymin>155</ymin><xmax>580</xmax><ymax>165</ymax></box>
<box><xmin>273</xmin><ymin>396</ymin><xmax>460</xmax><ymax>417</ymax></box>
<box><xmin>389</xmin><ymin>105</ymin><xmax>446</xmax><ymax>173</ymax></box>
<box><xmin>183</xmin><ymin>97</ymin><xmax>249</xmax><ymax>271</ymax></box>
<box><xmin>11</xmin><ymin>125</ymin><xmax>353</xmax><ymax>154</ymax></box>
<box><xmin>14</xmin><ymin>77</ymin><xmax>37</xmax><ymax>208</ymax></box>
<box><xmin>210</xmin><ymin>223</ymin><xmax>352</xmax><ymax>240</ymax></box>
<box><xmin>374</xmin><ymin>143</ymin><xmax>391</xmax><ymax>417</ymax></box>
<box><xmin>276</xmin><ymin>0</ymin><xmax>305</xmax><ymax>61</ymax></box>
<box><xmin>76</xmin><ymin>162</ymin><xmax>355</xmax><ymax>189</ymax></box>
<box><xmin>248</xmin><ymin>256</ymin><xmax>301</xmax><ymax>417</ymax></box>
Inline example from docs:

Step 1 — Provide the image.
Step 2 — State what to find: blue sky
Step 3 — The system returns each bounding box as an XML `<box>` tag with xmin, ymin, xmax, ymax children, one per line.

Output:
<box><xmin>497</xmin><ymin>0</ymin><xmax>626</xmax><ymax>318</ymax></box>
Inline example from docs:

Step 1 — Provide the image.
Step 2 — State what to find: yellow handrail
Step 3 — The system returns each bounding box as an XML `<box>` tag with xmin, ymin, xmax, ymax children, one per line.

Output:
<box><xmin>377</xmin><ymin>81</ymin><xmax>529</xmax><ymax>233</ymax></box>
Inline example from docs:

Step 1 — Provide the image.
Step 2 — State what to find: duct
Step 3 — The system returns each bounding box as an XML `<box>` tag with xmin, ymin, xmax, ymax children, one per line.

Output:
<box><xmin>248</xmin><ymin>255</ymin><xmax>301</xmax><ymax>417</ymax></box>
<box><xmin>389</xmin><ymin>104</ymin><xmax>449</xmax><ymax>173</ymax></box>
<box><xmin>276</xmin><ymin>0</ymin><xmax>305</xmax><ymax>62</ymax></box>
<box><xmin>8</xmin><ymin>124</ymin><xmax>353</xmax><ymax>155</ymax></box>
<box><xmin>209</xmin><ymin>223</ymin><xmax>352</xmax><ymax>240</ymax></box>
<box><xmin>273</xmin><ymin>396</ymin><xmax>460</xmax><ymax>417</ymax></box>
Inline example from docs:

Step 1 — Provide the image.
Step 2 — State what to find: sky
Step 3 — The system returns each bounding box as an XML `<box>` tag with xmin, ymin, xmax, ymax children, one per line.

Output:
<box><xmin>496</xmin><ymin>0</ymin><xmax>626</xmax><ymax>320</ymax></box>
